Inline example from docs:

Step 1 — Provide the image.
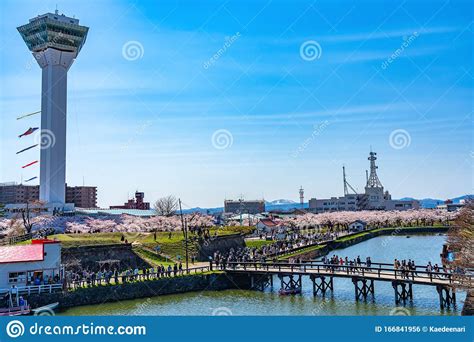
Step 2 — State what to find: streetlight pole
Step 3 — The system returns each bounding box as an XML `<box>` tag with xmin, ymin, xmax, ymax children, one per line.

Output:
<box><xmin>184</xmin><ymin>218</ymin><xmax>189</xmax><ymax>273</ymax></box>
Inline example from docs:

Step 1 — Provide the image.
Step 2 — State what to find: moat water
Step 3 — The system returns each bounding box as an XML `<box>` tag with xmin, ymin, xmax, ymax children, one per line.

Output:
<box><xmin>61</xmin><ymin>235</ymin><xmax>463</xmax><ymax>316</ymax></box>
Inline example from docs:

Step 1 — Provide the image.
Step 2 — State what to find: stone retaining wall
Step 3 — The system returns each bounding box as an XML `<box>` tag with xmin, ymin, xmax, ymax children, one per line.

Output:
<box><xmin>61</xmin><ymin>243</ymin><xmax>150</xmax><ymax>272</ymax></box>
<box><xmin>27</xmin><ymin>273</ymin><xmax>251</xmax><ymax>310</ymax></box>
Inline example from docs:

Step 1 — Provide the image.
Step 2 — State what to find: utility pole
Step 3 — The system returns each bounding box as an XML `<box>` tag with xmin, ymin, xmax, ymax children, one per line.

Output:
<box><xmin>239</xmin><ymin>197</ymin><xmax>244</xmax><ymax>226</ymax></box>
<box><xmin>184</xmin><ymin>217</ymin><xmax>189</xmax><ymax>273</ymax></box>
<box><xmin>178</xmin><ymin>199</ymin><xmax>188</xmax><ymax>272</ymax></box>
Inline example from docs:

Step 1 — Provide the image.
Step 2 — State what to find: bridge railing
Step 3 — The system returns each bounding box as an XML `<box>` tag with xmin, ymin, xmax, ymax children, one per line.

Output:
<box><xmin>213</xmin><ymin>261</ymin><xmax>473</xmax><ymax>287</ymax></box>
<box><xmin>67</xmin><ymin>265</ymin><xmax>211</xmax><ymax>289</ymax></box>
<box><xmin>0</xmin><ymin>284</ymin><xmax>63</xmax><ymax>295</ymax></box>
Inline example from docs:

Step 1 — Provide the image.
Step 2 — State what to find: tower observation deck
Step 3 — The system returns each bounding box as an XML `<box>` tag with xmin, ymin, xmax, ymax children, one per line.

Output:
<box><xmin>17</xmin><ymin>11</ymin><xmax>88</xmax><ymax>205</ymax></box>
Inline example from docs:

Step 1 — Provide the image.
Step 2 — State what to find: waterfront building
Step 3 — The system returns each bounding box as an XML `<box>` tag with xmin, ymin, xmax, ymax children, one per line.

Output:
<box><xmin>256</xmin><ymin>218</ymin><xmax>279</xmax><ymax>233</ymax></box>
<box><xmin>436</xmin><ymin>200</ymin><xmax>467</xmax><ymax>212</ymax></box>
<box><xmin>17</xmin><ymin>11</ymin><xmax>89</xmax><ymax>208</ymax></box>
<box><xmin>224</xmin><ymin>199</ymin><xmax>266</xmax><ymax>214</ymax></box>
<box><xmin>0</xmin><ymin>183</ymin><xmax>97</xmax><ymax>208</ymax></box>
<box><xmin>110</xmin><ymin>191</ymin><xmax>150</xmax><ymax>210</ymax></box>
<box><xmin>0</xmin><ymin>239</ymin><xmax>61</xmax><ymax>291</ymax></box>
<box><xmin>309</xmin><ymin>151</ymin><xmax>420</xmax><ymax>212</ymax></box>
<box><xmin>348</xmin><ymin>220</ymin><xmax>367</xmax><ymax>232</ymax></box>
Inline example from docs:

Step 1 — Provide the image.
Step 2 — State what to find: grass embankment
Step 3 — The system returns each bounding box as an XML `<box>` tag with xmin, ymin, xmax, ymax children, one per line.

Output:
<box><xmin>278</xmin><ymin>245</ymin><xmax>327</xmax><ymax>260</ymax></box>
<box><xmin>22</xmin><ymin>226</ymin><xmax>255</xmax><ymax>262</ymax></box>
<box><xmin>245</xmin><ymin>239</ymin><xmax>275</xmax><ymax>249</ymax></box>
<box><xmin>279</xmin><ymin>226</ymin><xmax>447</xmax><ymax>259</ymax></box>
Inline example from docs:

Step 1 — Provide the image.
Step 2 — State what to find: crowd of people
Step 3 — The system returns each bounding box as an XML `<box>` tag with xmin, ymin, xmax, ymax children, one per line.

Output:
<box><xmin>65</xmin><ymin>263</ymin><xmax>188</xmax><ymax>288</ymax></box>
<box><xmin>211</xmin><ymin>229</ymin><xmax>346</xmax><ymax>269</ymax></box>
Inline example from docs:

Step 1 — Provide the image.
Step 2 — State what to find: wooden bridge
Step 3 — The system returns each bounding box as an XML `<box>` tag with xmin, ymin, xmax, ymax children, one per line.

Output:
<box><xmin>212</xmin><ymin>260</ymin><xmax>473</xmax><ymax>310</ymax></box>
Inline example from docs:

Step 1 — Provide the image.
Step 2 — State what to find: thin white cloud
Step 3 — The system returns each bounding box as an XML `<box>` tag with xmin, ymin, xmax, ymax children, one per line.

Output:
<box><xmin>315</xmin><ymin>26</ymin><xmax>459</xmax><ymax>43</ymax></box>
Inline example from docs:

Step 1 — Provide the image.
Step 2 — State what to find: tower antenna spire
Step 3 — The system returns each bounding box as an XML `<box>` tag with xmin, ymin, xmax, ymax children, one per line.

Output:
<box><xmin>366</xmin><ymin>151</ymin><xmax>383</xmax><ymax>188</ymax></box>
<box><xmin>299</xmin><ymin>186</ymin><xmax>304</xmax><ymax>207</ymax></box>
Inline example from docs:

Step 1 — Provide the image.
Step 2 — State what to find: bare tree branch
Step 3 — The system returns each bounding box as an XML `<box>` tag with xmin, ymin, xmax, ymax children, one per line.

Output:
<box><xmin>153</xmin><ymin>195</ymin><xmax>178</xmax><ymax>217</ymax></box>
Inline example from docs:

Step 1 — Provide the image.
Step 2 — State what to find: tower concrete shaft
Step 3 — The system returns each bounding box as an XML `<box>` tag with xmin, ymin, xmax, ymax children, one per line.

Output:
<box><xmin>18</xmin><ymin>11</ymin><xmax>88</xmax><ymax>205</ymax></box>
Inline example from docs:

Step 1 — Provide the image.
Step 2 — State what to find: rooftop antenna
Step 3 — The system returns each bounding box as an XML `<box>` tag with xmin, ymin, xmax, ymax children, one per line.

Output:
<box><xmin>365</xmin><ymin>170</ymin><xmax>369</xmax><ymax>183</ymax></box>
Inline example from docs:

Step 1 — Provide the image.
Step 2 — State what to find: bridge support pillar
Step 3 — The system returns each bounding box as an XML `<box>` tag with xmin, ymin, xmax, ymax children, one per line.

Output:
<box><xmin>250</xmin><ymin>274</ymin><xmax>273</xmax><ymax>291</ymax></box>
<box><xmin>436</xmin><ymin>286</ymin><xmax>456</xmax><ymax>310</ymax></box>
<box><xmin>278</xmin><ymin>274</ymin><xmax>302</xmax><ymax>295</ymax></box>
<box><xmin>352</xmin><ymin>277</ymin><xmax>375</xmax><ymax>301</ymax></box>
<box><xmin>392</xmin><ymin>281</ymin><xmax>413</xmax><ymax>304</ymax></box>
<box><xmin>310</xmin><ymin>275</ymin><xmax>333</xmax><ymax>296</ymax></box>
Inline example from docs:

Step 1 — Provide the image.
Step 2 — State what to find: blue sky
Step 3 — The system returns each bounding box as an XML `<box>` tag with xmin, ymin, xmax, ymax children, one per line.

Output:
<box><xmin>0</xmin><ymin>0</ymin><xmax>472</xmax><ymax>208</ymax></box>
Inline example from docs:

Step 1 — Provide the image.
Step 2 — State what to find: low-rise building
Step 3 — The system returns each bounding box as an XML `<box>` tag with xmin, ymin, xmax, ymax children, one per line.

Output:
<box><xmin>110</xmin><ymin>191</ymin><xmax>150</xmax><ymax>210</ymax></box>
<box><xmin>349</xmin><ymin>220</ymin><xmax>367</xmax><ymax>232</ymax></box>
<box><xmin>256</xmin><ymin>218</ymin><xmax>279</xmax><ymax>233</ymax></box>
<box><xmin>0</xmin><ymin>182</ymin><xmax>97</xmax><ymax>208</ymax></box>
<box><xmin>309</xmin><ymin>152</ymin><xmax>420</xmax><ymax>212</ymax></box>
<box><xmin>224</xmin><ymin>199</ymin><xmax>265</xmax><ymax>214</ymax></box>
<box><xmin>0</xmin><ymin>239</ymin><xmax>61</xmax><ymax>291</ymax></box>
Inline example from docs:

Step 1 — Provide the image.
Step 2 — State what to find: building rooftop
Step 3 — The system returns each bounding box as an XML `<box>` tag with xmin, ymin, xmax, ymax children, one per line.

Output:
<box><xmin>77</xmin><ymin>208</ymin><xmax>157</xmax><ymax>217</ymax></box>
<box><xmin>0</xmin><ymin>245</ymin><xmax>44</xmax><ymax>264</ymax></box>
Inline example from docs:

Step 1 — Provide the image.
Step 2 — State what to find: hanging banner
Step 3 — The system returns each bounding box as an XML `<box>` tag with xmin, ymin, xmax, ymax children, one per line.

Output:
<box><xmin>19</xmin><ymin>127</ymin><xmax>39</xmax><ymax>138</ymax></box>
<box><xmin>16</xmin><ymin>110</ymin><xmax>40</xmax><ymax>120</ymax></box>
<box><xmin>16</xmin><ymin>144</ymin><xmax>38</xmax><ymax>154</ymax></box>
<box><xmin>21</xmin><ymin>160</ymin><xmax>38</xmax><ymax>168</ymax></box>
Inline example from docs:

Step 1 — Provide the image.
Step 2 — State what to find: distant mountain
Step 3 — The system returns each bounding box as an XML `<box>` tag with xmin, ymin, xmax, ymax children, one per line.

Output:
<box><xmin>182</xmin><ymin>195</ymin><xmax>472</xmax><ymax>214</ymax></box>
<box><xmin>399</xmin><ymin>195</ymin><xmax>472</xmax><ymax>209</ymax></box>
